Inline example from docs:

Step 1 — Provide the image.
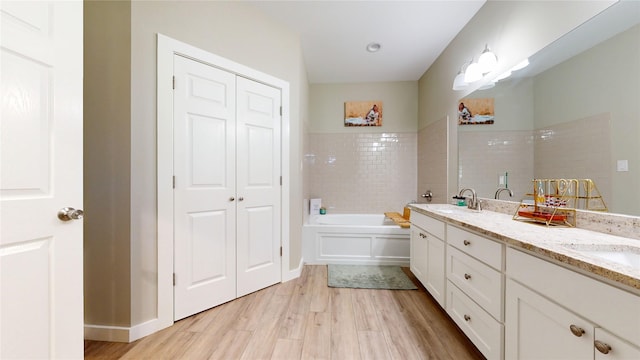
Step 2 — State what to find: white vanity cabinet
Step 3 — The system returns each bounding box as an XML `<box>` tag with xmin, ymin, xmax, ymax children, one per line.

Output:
<box><xmin>506</xmin><ymin>248</ymin><xmax>640</xmax><ymax>360</ymax></box>
<box><xmin>410</xmin><ymin>212</ymin><xmax>446</xmax><ymax>307</ymax></box>
<box><xmin>445</xmin><ymin>225</ymin><xmax>505</xmax><ymax>360</ymax></box>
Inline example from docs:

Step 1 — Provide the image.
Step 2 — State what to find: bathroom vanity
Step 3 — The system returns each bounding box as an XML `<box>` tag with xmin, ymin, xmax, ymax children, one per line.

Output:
<box><xmin>409</xmin><ymin>203</ymin><xmax>640</xmax><ymax>360</ymax></box>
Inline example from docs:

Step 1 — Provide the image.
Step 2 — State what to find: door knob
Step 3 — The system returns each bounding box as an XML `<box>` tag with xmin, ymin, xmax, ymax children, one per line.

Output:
<box><xmin>58</xmin><ymin>207</ymin><xmax>84</xmax><ymax>221</ymax></box>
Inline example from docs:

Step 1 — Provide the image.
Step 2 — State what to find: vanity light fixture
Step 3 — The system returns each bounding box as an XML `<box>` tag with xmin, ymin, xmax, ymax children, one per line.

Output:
<box><xmin>511</xmin><ymin>58</ymin><xmax>529</xmax><ymax>71</ymax></box>
<box><xmin>478</xmin><ymin>44</ymin><xmax>498</xmax><ymax>74</ymax></box>
<box><xmin>464</xmin><ymin>60</ymin><xmax>483</xmax><ymax>83</ymax></box>
<box><xmin>478</xmin><ymin>81</ymin><xmax>495</xmax><ymax>90</ymax></box>
<box><xmin>494</xmin><ymin>70</ymin><xmax>512</xmax><ymax>82</ymax></box>
<box><xmin>452</xmin><ymin>62</ymin><xmax>469</xmax><ymax>90</ymax></box>
<box><xmin>366</xmin><ymin>42</ymin><xmax>381</xmax><ymax>52</ymax></box>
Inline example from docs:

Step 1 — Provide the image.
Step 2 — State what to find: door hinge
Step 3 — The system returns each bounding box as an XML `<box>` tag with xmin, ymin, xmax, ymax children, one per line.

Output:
<box><xmin>280</xmin><ymin>246</ymin><xmax>283</xmax><ymax>257</ymax></box>
<box><xmin>280</xmin><ymin>106</ymin><xmax>282</xmax><ymax>116</ymax></box>
<box><xmin>173</xmin><ymin>273</ymin><xmax>176</xmax><ymax>286</ymax></box>
<box><xmin>280</xmin><ymin>176</ymin><xmax>282</xmax><ymax>186</ymax></box>
<box><xmin>173</xmin><ymin>176</ymin><xmax>176</xmax><ymax>189</ymax></box>
<box><xmin>172</xmin><ymin>76</ymin><xmax>176</xmax><ymax>90</ymax></box>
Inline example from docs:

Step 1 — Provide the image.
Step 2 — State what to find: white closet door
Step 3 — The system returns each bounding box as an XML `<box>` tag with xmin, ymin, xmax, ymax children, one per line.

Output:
<box><xmin>173</xmin><ymin>55</ymin><xmax>236</xmax><ymax>321</ymax></box>
<box><xmin>0</xmin><ymin>1</ymin><xmax>83</xmax><ymax>358</ymax></box>
<box><xmin>236</xmin><ymin>77</ymin><xmax>282</xmax><ymax>297</ymax></box>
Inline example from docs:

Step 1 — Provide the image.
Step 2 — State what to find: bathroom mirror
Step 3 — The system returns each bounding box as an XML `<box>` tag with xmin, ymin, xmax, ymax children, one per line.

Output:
<box><xmin>457</xmin><ymin>1</ymin><xmax>640</xmax><ymax>216</ymax></box>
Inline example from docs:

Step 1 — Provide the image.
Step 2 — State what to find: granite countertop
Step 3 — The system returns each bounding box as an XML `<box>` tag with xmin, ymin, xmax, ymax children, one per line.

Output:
<box><xmin>409</xmin><ymin>203</ymin><xmax>640</xmax><ymax>292</ymax></box>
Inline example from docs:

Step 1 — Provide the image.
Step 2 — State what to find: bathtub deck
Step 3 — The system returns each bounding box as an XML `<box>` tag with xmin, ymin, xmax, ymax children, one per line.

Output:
<box><xmin>85</xmin><ymin>265</ymin><xmax>484</xmax><ymax>360</ymax></box>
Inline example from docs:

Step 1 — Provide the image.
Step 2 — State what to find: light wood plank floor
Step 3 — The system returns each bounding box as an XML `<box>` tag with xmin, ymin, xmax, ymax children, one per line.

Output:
<box><xmin>85</xmin><ymin>265</ymin><xmax>485</xmax><ymax>359</ymax></box>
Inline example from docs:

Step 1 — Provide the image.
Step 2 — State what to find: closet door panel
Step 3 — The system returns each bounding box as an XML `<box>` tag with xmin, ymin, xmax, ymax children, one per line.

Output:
<box><xmin>173</xmin><ymin>55</ymin><xmax>236</xmax><ymax>320</ymax></box>
<box><xmin>236</xmin><ymin>77</ymin><xmax>282</xmax><ymax>297</ymax></box>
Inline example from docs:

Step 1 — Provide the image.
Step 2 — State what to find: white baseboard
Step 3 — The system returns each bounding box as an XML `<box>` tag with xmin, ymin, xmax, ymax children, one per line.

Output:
<box><xmin>86</xmin><ymin>260</ymin><xmax>304</xmax><ymax>343</ymax></box>
<box><xmin>85</xmin><ymin>318</ymin><xmax>172</xmax><ymax>343</ymax></box>
<box><xmin>283</xmin><ymin>257</ymin><xmax>304</xmax><ymax>282</ymax></box>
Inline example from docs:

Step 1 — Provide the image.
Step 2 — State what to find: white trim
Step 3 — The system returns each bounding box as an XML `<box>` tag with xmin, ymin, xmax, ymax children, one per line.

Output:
<box><xmin>156</xmin><ymin>33</ymin><xmax>292</xmax><ymax>335</ymax></box>
<box><xmin>84</xmin><ymin>318</ymin><xmax>164</xmax><ymax>343</ymax></box>
<box><xmin>84</xmin><ymin>324</ymin><xmax>129</xmax><ymax>343</ymax></box>
<box><xmin>285</xmin><ymin>257</ymin><xmax>304</xmax><ymax>282</ymax></box>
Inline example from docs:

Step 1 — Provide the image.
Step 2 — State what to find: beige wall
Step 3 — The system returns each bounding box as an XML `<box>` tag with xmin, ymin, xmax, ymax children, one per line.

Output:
<box><xmin>306</xmin><ymin>82</ymin><xmax>418</xmax><ymax>212</ymax></box>
<box><xmin>418</xmin><ymin>0</ymin><xmax>614</xmax><ymax>199</ymax></box>
<box><xmin>84</xmin><ymin>0</ymin><xmax>132</xmax><ymax>327</ymax></box>
<box><xmin>85</xmin><ymin>0</ymin><xmax>308</xmax><ymax>328</ymax></box>
<box><xmin>309</xmin><ymin>81</ymin><xmax>418</xmax><ymax>133</ymax></box>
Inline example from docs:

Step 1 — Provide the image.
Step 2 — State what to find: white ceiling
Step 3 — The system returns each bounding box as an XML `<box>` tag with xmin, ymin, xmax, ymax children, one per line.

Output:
<box><xmin>247</xmin><ymin>1</ymin><xmax>486</xmax><ymax>84</ymax></box>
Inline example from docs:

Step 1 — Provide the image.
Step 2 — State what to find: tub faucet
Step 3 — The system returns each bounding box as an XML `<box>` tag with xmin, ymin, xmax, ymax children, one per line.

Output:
<box><xmin>459</xmin><ymin>188</ymin><xmax>481</xmax><ymax>211</ymax></box>
<box><xmin>495</xmin><ymin>187</ymin><xmax>513</xmax><ymax>199</ymax></box>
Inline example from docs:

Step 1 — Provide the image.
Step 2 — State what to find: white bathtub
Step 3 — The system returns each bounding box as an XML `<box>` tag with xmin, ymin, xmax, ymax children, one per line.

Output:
<box><xmin>303</xmin><ymin>214</ymin><xmax>410</xmax><ymax>266</ymax></box>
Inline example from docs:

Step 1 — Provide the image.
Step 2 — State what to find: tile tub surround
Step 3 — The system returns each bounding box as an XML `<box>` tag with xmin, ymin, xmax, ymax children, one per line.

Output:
<box><xmin>409</xmin><ymin>203</ymin><xmax>640</xmax><ymax>291</ymax></box>
<box><xmin>481</xmin><ymin>198</ymin><xmax>640</xmax><ymax>241</ymax></box>
<box><xmin>307</xmin><ymin>132</ymin><xmax>417</xmax><ymax>214</ymax></box>
<box><xmin>418</xmin><ymin>117</ymin><xmax>448</xmax><ymax>204</ymax></box>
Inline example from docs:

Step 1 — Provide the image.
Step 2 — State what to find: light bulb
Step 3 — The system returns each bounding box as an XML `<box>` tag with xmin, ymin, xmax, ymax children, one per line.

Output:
<box><xmin>478</xmin><ymin>45</ymin><xmax>498</xmax><ymax>74</ymax></box>
<box><xmin>452</xmin><ymin>70</ymin><xmax>467</xmax><ymax>90</ymax></box>
<box><xmin>464</xmin><ymin>62</ymin><xmax>482</xmax><ymax>83</ymax></box>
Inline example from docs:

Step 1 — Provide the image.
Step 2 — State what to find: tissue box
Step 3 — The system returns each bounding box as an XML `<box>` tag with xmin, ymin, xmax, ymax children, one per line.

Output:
<box><xmin>310</xmin><ymin>198</ymin><xmax>322</xmax><ymax>215</ymax></box>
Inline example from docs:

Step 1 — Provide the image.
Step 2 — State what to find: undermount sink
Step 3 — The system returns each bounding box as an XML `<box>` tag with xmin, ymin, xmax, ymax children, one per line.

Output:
<box><xmin>434</xmin><ymin>207</ymin><xmax>473</xmax><ymax>214</ymax></box>
<box><xmin>562</xmin><ymin>244</ymin><xmax>640</xmax><ymax>269</ymax></box>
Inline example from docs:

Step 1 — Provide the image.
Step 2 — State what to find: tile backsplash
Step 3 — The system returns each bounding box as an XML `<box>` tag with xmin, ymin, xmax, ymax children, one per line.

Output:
<box><xmin>306</xmin><ymin>132</ymin><xmax>417</xmax><ymax>214</ymax></box>
<box><xmin>418</xmin><ymin>117</ymin><xmax>448</xmax><ymax>204</ymax></box>
<box><xmin>458</xmin><ymin>130</ymin><xmax>534</xmax><ymax>201</ymax></box>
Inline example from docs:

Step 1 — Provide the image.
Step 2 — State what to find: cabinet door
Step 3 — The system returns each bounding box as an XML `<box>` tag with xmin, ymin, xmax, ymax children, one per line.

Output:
<box><xmin>410</xmin><ymin>226</ymin><xmax>428</xmax><ymax>286</ymax></box>
<box><xmin>506</xmin><ymin>279</ymin><xmax>593</xmax><ymax>360</ymax></box>
<box><xmin>594</xmin><ymin>328</ymin><xmax>640</xmax><ymax>360</ymax></box>
<box><xmin>425</xmin><ymin>234</ymin><xmax>445</xmax><ymax>306</ymax></box>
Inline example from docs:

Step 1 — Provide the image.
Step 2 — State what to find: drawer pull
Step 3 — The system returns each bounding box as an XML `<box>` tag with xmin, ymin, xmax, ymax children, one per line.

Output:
<box><xmin>463</xmin><ymin>314</ymin><xmax>471</xmax><ymax>322</ymax></box>
<box><xmin>463</xmin><ymin>240</ymin><xmax>471</xmax><ymax>246</ymax></box>
<box><xmin>464</xmin><ymin>273</ymin><xmax>472</xmax><ymax>280</ymax></box>
<box><xmin>569</xmin><ymin>325</ymin><xmax>585</xmax><ymax>337</ymax></box>
<box><xmin>594</xmin><ymin>340</ymin><xmax>611</xmax><ymax>354</ymax></box>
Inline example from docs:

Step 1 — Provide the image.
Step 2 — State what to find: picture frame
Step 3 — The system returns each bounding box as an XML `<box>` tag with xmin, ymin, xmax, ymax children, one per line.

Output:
<box><xmin>458</xmin><ymin>98</ymin><xmax>494</xmax><ymax>125</ymax></box>
<box><xmin>344</xmin><ymin>101</ymin><xmax>383</xmax><ymax>127</ymax></box>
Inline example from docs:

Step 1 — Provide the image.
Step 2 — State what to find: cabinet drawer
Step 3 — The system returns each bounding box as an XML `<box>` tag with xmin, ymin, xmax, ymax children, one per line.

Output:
<box><xmin>447</xmin><ymin>281</ymin><xmax>503</xmax><ymax>360</ymax></box>
<box><xmin>447</xmin><ymin>245</ymin><xmax>503</xmax><ymax>320</ymax></box>
<box><xmin>411</xmin><ymin>212</ymin><xmax>445</xmax><ymax>239</ymax></box>
<box><xmin>448</xmin><ymin>225</ymin><xmax>502</xmax><ymax>269</ymax></box>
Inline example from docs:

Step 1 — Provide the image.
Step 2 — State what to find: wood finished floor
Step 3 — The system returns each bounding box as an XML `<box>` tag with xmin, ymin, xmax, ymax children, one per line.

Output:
<box><xmin>84</xmin><ymin>265</ymin><xmax>485</xmax><ymax>360</ymax></box>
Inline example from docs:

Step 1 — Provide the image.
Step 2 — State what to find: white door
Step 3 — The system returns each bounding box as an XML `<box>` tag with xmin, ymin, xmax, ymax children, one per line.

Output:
<box><xmin>173</xmin><ymin>55</ymin><xmax>237</xmax><ymax>321</ymax></box>
<box><xmin>236</xmin><ymin>77</ymin><xmax>281</xmax><ymax>297</ymax></box>
<box><xmin>0</xmin><ymin>1</ymin><xmax>83</xmax><ymax>358</ymax></box>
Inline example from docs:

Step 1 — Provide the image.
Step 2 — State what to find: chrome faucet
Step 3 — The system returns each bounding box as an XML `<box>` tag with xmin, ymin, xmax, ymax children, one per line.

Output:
<box><xmin>495</xmin><ymin>187</ymin><xmax>514</xmax><ymax>199</ymax></box>
<box><xmin>459</xmin><ymin>188</ymin><xmax>481</xmax><ymax>211</ymax></box>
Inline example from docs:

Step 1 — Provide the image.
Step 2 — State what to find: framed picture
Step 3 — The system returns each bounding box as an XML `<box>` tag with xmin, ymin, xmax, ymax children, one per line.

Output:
<box><xmin>458</xmin><ymin>98</ymin><xmax>494</xmax><ymax>125</ymax></box>
<box><xmin>344</xmin><ymin>101</ymin><xmax>383</xmax><ymax>127</ymax></box>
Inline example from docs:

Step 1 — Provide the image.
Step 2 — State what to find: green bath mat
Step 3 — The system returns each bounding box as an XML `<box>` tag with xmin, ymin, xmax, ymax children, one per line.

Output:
<box><xmin>327</xmin><ymin>265</ymin><xmax>418</xmax><ymax>290</ymax></box>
